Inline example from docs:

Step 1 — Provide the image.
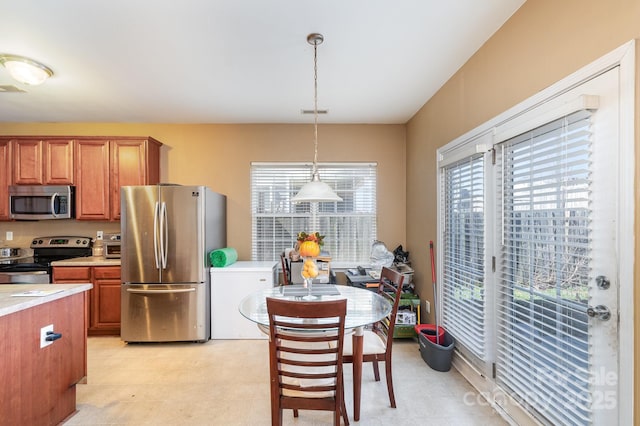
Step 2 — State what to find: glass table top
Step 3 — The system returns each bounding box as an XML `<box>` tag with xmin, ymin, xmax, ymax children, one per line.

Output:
<box><xmin>238</xmin><ymin>284</ymin><xmax>392</xmax><ymax>330</ymax></box>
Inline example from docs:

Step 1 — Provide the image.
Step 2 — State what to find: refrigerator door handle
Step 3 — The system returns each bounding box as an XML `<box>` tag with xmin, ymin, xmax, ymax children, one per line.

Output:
<box><xmin>153</xmin><ymin>201</ymin><xmax>160</xmax><ymax>269</ymax></box>
<box><xmin>126</xmin><ymin>288</ymin><xmax>196</xmax><ymax>294</ymax></box>
<box><xmin>160</xmin><ymin>201</ymin><xmax>168</xmax><ymax>269</ymax></box>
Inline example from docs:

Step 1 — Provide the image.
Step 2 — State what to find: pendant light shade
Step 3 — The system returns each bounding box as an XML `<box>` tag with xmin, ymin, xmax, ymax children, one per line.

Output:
<box><xmin>291</xmin><ymin>33</ymin><xmax>342</xmax><ymax>204</ymax></box>
<box><xmin>292</xmin><ymin>170</ymin><xmax>343</xmax><ymax>203</ymax></box>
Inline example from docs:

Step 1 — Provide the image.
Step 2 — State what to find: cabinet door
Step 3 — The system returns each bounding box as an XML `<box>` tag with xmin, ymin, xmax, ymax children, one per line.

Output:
<box><xmin>13</xmin><ymin>139</ymin><xmax>44</xmax><ymax>184</ymax></box>
<box><xmin>109</xmin><ymin>138</ymin><xmax>161</xmax><ymax>220</ymax></box>
<box><xmin>110</xmin><ymin>140</ymin><xmax>146</xmax><ymax>221</ymax></box>
<box><xmin>92</xmin><ymin>266</ymin><xmax>121</xmax><ymax>334</ymax></box>
<box><xmin>45</xmin><ymin>139</ymin><xmax>74</xmax><ymax>184</ymax></box>
<box><xmin>0</xmin><ymin>140</ymin><xmax>10</xmax><ymax>220</ymax></box>
<box><xmin>75</xmin><ymin>140</ymin><xmax>110</xmax><ymax>220</ymax></box>
<box><xmin>52</xmin><ymin>266</ymin><xmax>93</xmax><ymax>332</ymax></box>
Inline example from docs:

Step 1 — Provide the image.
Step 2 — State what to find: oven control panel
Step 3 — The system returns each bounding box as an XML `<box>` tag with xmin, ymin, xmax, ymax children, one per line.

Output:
<box><xmin>31</xmin><ymin>236</ymin><xmax>92</xmax><ymax>248</ymax></box>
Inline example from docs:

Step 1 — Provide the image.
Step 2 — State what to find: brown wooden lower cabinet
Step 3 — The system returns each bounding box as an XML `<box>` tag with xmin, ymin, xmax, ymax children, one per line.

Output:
<box><xmin>0</xmin><ymin>292</ymin><xmax>86</xmax><ymax>425</ymax></box>
<box><xmin>52</xmin><ymin>265</ymin><xmax>121</xmax><ymax>336</ymax></box>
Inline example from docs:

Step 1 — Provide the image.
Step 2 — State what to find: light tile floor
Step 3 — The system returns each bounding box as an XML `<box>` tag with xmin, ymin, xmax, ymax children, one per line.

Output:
<box><xmin>64</xmin><ymin>337</ymin><xmax>507</xmax><ymax>425</ymax></box>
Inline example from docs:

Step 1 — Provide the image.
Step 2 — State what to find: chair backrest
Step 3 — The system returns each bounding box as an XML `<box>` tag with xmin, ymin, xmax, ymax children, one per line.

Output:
<box><xmin>280</xmin><ymin>254</ymin><xmax>290</xmax><ymax>285</ymax></box>
<box><xmin>266</xmin><ymin>298</ymin><xmax>347</xmax><ymax>402</ymax></box>
<box><xmin>371</xmin><ymin>267</ymin><xmax>405</xmax><ymax>350</ymax></box>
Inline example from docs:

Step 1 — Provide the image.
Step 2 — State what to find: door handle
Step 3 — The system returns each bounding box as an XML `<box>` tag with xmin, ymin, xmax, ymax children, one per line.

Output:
<box><xmin>127</xmin><ymin>288</ymin><xmax>196</xmax><ymax>294</ymax></box>
<box><xmin>160</xmin><ymin>201</ymin><xmax>168</xmax><ymax>269</ymax></box>
<box><xmin>586</xmin><ymin>304</ymin><xmax>611</xmax><ymax>321</ymax></box>
<box><xmin>153</xmin><ymin>201</ymin><xmax>160</xmax><ymax>269</ymax></box>
<box><xmin>50</xmin><ymin>193</ymin><xmax>59</xmax><ymax>218</ymax></box>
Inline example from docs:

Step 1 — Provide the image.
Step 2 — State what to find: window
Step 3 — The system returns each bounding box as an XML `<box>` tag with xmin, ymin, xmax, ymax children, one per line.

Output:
<box><xmin>251</xmin><ymin>162</ymin><xmax>377</xmax><ymax>263</ymax></box>
<box><xmin>441</xmin><ymin>153</ymin><xmax>486</xmax><ymax>360</ymax></box>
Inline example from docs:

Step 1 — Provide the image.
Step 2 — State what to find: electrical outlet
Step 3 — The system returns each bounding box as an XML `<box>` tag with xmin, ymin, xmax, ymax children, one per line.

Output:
<box><xmin>40</xmin><ymin>324</ymin><xmax>54</xmax><ymax>348</ymax></box>
<box><xmin>6</xmin><ymin>231</ymin><xmax>13</xmax><ymax>241</ymax></box>
<box><xmin>424</xmin><ymin>300</ymin><xmax>431</xmax><ymax>314</ymax></box>
<box><xmin>96</xmin><ymin>231</ymin><xmax>103</xmax><ymax>240</ymax></box>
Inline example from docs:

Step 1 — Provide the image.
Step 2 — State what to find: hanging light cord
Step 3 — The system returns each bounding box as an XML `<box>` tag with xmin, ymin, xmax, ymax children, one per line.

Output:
<box><xmin>310</xmin><ymin>34</ymin><xmax>321</xmax><ymax>177</ymax></box>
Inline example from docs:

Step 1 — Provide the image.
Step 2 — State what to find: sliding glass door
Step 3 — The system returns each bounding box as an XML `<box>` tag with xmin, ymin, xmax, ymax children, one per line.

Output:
<box><xmin>438</xmin><ymin>65</ymin><xmax>624</xmax><ymax>425</ymax></box>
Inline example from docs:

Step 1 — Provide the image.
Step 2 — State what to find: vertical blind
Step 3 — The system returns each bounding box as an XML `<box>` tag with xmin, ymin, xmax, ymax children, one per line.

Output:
<box><xmin>441</xmin><ymin>153</ymin><xmax>486</xmax><ymax>359</ymax></box>
<box><xmin>495</xmin><ymin>110</ymin><xmax>593</xmax><ymax>425</ymax></box>
<box><xmin>251</xmin><ymin>163</ymin><xmax>377</xmax><ymax>263</ymax></box>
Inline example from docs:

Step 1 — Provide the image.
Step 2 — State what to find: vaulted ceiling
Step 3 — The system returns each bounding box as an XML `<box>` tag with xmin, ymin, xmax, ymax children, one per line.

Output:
<box><xmin>0</xmin><ymin>1</ymin><xmax>525</xmax><ymax>124</ymax></box>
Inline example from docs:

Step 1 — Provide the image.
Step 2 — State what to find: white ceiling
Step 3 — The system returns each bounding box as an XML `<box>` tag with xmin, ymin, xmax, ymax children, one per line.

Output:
<box><xmin>0</xmin><ymin>0</ymin><xmax>525</xmax><ymax>124</ymax></box>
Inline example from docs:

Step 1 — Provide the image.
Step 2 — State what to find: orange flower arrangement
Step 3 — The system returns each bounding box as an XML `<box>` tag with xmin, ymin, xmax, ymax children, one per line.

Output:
<box><xmin>296</xmin><ymin>231</ymin><xmax>324</xmax><ymax>246</ymax></box>
<box><xmin>296</xmin><ymin>231</ymin><xmax>323</xmax><ymax>258</ymax></box>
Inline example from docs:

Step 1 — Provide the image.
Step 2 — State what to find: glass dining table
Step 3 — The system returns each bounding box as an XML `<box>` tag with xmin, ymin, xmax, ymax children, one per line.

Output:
<box><xmin>238</xmin><ymin>284</ymin><xmax>392</xmax><ymax>421</ymax></box>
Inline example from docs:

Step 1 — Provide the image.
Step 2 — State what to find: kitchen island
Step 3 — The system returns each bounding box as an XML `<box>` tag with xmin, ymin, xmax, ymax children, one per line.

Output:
<box><xmin>0</xmin><ymin>283</ymin><xmax>92</xmax><ymax>425</ymax></box>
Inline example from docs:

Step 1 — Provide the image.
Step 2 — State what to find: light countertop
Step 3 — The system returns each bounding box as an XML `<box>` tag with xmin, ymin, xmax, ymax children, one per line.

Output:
<box><xmin>51</xmin><ymin>256</ymin><xmax>121</xmax><ymax>267</ymax></box>
<box><xmin>0</xmin><ymin>283</ymin><xmax>93</xmax><ymax>318</ymax></box>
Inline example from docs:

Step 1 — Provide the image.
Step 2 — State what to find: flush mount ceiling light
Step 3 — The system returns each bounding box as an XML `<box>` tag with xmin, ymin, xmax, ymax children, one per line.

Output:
<box><xmin>0</xmin><ymin>54</ymin><xmax>53</xmax><ymax>86</ymax></box>
<box><xmin>291</xmin><ymin>33</ymin><xmax>343</xmax><ymax>204</ymax></box>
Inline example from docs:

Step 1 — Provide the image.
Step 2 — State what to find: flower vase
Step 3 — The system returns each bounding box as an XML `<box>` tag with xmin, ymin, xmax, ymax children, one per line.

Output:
<box><xmin>301</xmin><ymin>257</ymin><xmax>319</xmax><ymax>299</ymax></box>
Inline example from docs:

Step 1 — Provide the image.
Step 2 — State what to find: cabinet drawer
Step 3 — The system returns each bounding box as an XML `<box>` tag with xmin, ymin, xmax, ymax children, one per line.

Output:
<box><xmin>53</xmin><ymin>267</ymin><xmax>91</xmax><ymax>281</ymax></box>
<box><xmin>94</xmin><ymin>266</ymin><xmax>121</xmax><ymax>280</ymax></box>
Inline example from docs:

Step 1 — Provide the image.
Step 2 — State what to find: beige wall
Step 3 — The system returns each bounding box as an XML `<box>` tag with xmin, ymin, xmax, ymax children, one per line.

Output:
<box><xmin>0</xmin><ymin>123</ymin><xmax>406</xmax><ymax>260</ymax></box>
<box><xmin>406</xmin><ymin>0</ymin><xmax>639</xmax><ymax>419</ymax></box>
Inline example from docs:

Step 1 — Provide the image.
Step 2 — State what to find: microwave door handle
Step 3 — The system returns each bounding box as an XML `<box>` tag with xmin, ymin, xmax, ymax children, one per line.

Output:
<box><xmin>153</xmin><ymin>201</ymin><xmax>160</xmax><ymax>269</ymax></box>
<box><xmin>160</xmin><ymin>201</ymin><xmax>168</xmax><ymax>269</ymax></box>
<box><xmin>50</xmin><ymin>192</ymin><xmax>59</xmax><ymax>218</ymax></box>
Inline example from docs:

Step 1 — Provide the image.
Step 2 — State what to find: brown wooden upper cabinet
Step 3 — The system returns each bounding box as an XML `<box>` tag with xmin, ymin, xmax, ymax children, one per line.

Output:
<box><xmin>75</xmin><ymin>139</ymin><xmax>110</xmax><ymax>220</ymax></box>
<box><xmin>75</xmin><ymin>137</ymin><xmax>161</xmax><ymax>221</ymax></box>
<box><xmin>12</xmin><ymin>139</ymin><xmax>75</xmax><ymax>185</ymax></box>
<box><xmin>0</xmin><ymin>140</ymin><xmax>10</xmax><ymax>220</ymax></box>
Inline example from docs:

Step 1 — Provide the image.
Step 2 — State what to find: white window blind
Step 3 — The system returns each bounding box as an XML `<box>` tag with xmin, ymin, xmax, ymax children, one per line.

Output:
<box><xmin>495</xmin><ymin>110</ymin><xmax>593</xmax><ymax>425</ymax></box>
<box><xmin>441</xmin><ymin>153</ymin><xmax>486</xmax><ymax>359</ymax></box>
<box><xmin>251</xmin><ymin>163</ymin><xmax>377</xmax><ymax>263</ymax></box>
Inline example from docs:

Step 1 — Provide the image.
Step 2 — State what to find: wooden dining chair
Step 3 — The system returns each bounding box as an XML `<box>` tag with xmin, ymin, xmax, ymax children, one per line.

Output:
<box><xmin>280</xmin><ymin>253</ymin><xmax>291</xmax><ymax>285</ymax></box>
<box><xmin>266</xmin><ymin>297</ymin><xmax>349</xmax><ymax>426</ymax></box>
<box><xmin>342</xmin><ymin>266</ymin><xmax>405</xmax><ymax>408</ymax></box>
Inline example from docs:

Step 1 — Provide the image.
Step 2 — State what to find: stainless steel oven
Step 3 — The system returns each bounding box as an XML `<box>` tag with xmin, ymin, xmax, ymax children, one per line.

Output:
<box><xmin>0</xmin><ymin>236</ymin><xmax>92</xmax><ymax>283</ymax></box>
<box><xmin>9</xmin><ymin>185</ymin><xmax>75</xmax><ymax>220</ymax></box>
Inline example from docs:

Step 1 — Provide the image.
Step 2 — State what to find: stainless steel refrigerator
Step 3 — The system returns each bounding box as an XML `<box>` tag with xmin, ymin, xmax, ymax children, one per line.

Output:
<box><xmin>120</xmin><ymin>185</ymin><xmax>226</xmax><ymax>343</ymax></box>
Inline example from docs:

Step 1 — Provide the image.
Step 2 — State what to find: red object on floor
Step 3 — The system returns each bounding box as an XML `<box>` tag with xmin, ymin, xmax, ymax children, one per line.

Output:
<box><xmin>414</xmin><ymin>324</ymin><xmax>445</xmax><ymax>344</ymax></box>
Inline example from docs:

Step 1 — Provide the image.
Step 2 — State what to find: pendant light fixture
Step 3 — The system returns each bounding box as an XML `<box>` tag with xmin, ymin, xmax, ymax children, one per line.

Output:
<box><xmin>0</xmin><ymin>54</ymin><xmax>53</xmax><ymax>86</ymax></box>
<box><xmin>291</xmin><ymin>33</ymin><xmax>343</xmax><ymax>203</ymax></box>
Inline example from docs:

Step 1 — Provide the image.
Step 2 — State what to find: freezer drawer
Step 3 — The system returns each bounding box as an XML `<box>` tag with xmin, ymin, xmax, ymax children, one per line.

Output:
<box><xmin>121</xmin><ymin>283</ymin><xmax>209</xmax><ymax>342</ymax></box>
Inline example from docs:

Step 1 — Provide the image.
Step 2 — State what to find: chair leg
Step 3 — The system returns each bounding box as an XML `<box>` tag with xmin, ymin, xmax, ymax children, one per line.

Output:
<box><xmin>341</xmin><ymin>397</ymin><xmax>349</xmax><ymax>425</ymax></box>
<box><xmin>385</xmin><ymin>359</ymin><xmax>396</xmax><ymax>408</ymax></box>
<box><xmin>372</xmin><ymin>360</ymin><xmax>381</xmax><ymax>381</ymax></box>
<box><xmin>272</xmin><ymin>406</ymin><xmax>282</xmax><ymax>426</ymax></box>
<box><xmin>340</xmin><ymin>380</ymin><xmax>349</xmax><ymax>426</ymax></box>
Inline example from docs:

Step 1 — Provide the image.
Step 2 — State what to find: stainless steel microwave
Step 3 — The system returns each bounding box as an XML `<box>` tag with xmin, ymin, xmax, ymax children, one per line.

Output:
<box><xmin>9</xmin><ymin>185</ymin><xmax>75</xmax><ymax>220</ymax></box>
